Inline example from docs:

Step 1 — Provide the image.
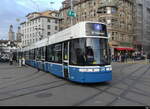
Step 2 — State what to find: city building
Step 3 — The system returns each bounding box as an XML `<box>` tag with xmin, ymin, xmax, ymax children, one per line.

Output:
<box><xmin>59</xmin><ymin>0</ymin><xmax>135</xmax><ymax>55</ymax></box>
<box><xmin>0</xmin><ymin>40</ymin><xmax>17</xmax><ymax>58</ymax></box>
<box><xmin>16</xmin><ymin>26</ymin><xmax>22</xmax><ymax>42</ymax></box>
<box><xmin>134</xmin><ymin>0</ymin><xmax>150</xmax><ymax>54</ymax></box>
<box><xmin>8</xmin><ymin>25</ymin><xmax>15</xmax><ymax>41</ymax></box>
<box><xmin>20</xmin><ymin>10</ymin><xmax>60</xmax><ymax>47</ymax></box>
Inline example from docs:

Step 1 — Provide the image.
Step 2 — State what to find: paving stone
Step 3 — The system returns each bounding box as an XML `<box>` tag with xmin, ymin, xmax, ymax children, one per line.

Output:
<box><xmin>125</xmin><ymin>92</ymin><xmax>150</xmax><ymax>105</ymax></box>
<box><xmin>79</xmin><ymin>92</ymin><xmax>116</xmax><ymax>106</ymax></box>
<box><xmin>106</xmin><ymin>87</ymin><xmax>125</xmax><ymax>96</ymax></box>
<box><xmin>111</xmin><ymin>97</ymin><xmax>143</xmax><ymax>106</ymax></box>
<box><xmin>0</xmin><ymin>84</ymin><xmax>99</xmax><ymax>106</ymax></box>
<box><xmin>134</xmin><ymin>83</ymin><xmax>150</xmax><ymax>94</ymax></box>
<box><xmin>0</xmin><ymin>63</ymin><xmax>150</xmax><ymax>106</ymax></box>
<box><xmin>114</xmin><ymin>83</ymin><xmax>129</xmax><ymax>90</ymax></box>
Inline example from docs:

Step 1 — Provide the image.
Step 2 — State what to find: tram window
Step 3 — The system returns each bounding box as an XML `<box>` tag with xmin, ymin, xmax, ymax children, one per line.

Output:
<box><xmin>63</xmin><ymin>42</ymin><xmax>68</xmax><ymax>60</ymax></box>
<box><xmin>41</xmin><ymin>47</ymin><xmax>46</xmax><ymax>61</ymax></box>
<box><xmin>29</xmin><ymin>49</ymin><xmax>35</xmax><ymax>60</ymax></box>
<box><xmin>29</xmin><ymin>50</ymin><xmax>31</xmax><ymax>60</ymax></box>
<box><xmin>36</xmin><ymin>48</ymin><xmax>41</xmax><ymax>60</ymax></box>
<box><xmin>54</xmin><ymin>44</ymin><xmax>62</xmax><ymax>63</ymax></box>
<box><xmin>25</xmin><ymin>51</ymin><xmax>29</xmax><ymax>60</ymax></box>
<box><xmin>35</xmin><ymin>48</ymin><xmax>37</xmax><ymax>60</ymax></box>
<box><xmin>47</xmin><ymin>45</ymin><xmax>55</xmax><ymax>62</ymax></box>
<box><xmin>70</xmin><ymin>39</ymin><xmax>86</xmax><ymax>66</ymax></box>
<box><xmin>70</xmin><ymin>38</ymin><xmax>110</xmax><ymax>66</ymax></box>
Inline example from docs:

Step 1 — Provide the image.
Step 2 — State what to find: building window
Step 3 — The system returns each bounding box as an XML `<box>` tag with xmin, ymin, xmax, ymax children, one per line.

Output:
<box><xmin>48</xmin><ymin>32</ymin><xmax>51</xmax><ymax>35</ymax></box>
<box><xmin>48</xmin><ymin>19</ymin><xmax>51</xmax><ymax>22</ymax></box>
<box><xmin>48</xmin><ymin>25</ymin><xmax>51</xmax><ymax>29</ymax></box>
<box><xmin>38</xmin><ymin>18</ymin><xmax>40</xmax><ymax>22</ymax></box>
<box><xmin>55</xmin><ymin>26</ymin><xmax>58</xmax><ymax>30</ymax></box>
<box><xmin>112</xmin><ymin>37</ymin><xmax>114</xmax><ymax>40</ymax></box>
<box><xmin>55</xmin><ymin>19</ymin><xmax>58</xmax><ymax>24</ymax></box>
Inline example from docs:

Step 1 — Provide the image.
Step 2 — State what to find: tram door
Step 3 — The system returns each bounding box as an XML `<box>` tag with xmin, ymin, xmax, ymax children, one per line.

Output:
<box><xmin>62</xmin><ymin>42</ymin><xmax>69</xmax><ymax>79</ymax></box>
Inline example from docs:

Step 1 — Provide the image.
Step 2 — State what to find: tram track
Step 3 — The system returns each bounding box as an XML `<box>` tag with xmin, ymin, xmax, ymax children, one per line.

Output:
<box><xmin>0</xmin><ymin>65</ymin><xmax>68</xmax><ymax>102</ymax></box>
<box><xmin>106</xmin><ymin>65</ymin><xmax>150</xmax><ymax>106</ymax></box>
<box><xmin>73</xmin><ymin>64</ymin><xmax>148</xmax><ymax>106</ymax></box>
<box><xmin>0</xmin><ymin>63</ymin><xmax>149</xmax><ymax>105</ymax></box>
<box><xmin>0</xmin><ymin>82</ymin><xmax>67</xmax><ymax>102</ymax></box>
<box><xmin>0</xmin><ymin>70</ymin><xmax>41</xmax><ymax>88</ymax></box>
<box><xmin>0</xmin><ymin>80</ymin><xmax>63</xmax><ymax>95</ymax></box>
<box><xmin>0</xmin><ymin>72</ymin><xmax>46</xmax><ymax>90</ymax></box>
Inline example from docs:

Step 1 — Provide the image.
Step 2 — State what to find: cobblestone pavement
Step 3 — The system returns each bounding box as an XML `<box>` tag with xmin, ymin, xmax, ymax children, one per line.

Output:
<box><xmin>0</xmin><ymin>62</ymin><xmax>150</xmax><ymax>106</ymax></box>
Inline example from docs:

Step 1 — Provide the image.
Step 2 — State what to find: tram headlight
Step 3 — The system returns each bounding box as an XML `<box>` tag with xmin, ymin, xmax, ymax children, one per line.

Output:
<box><xmin>106</xmin><ymin>68</ymin><xmax>110</xmax><ymax>71</ymax></box>
<box><xmin>106</xmin><ymin>67</ymin><xmax>112</xmax><ymax>71</ymax></box>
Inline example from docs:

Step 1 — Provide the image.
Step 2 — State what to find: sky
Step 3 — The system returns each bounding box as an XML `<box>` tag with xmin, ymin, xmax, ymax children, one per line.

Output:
<box><xmin>0</xmin><ymin>0</ymin><xmax>64</xmax><ymax>40</ymax></box>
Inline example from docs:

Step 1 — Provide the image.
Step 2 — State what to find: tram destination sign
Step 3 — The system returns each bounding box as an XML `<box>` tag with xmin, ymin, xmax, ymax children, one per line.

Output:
<box><xmin>86</xmin><ymin>23</ymin><xmax>107</xmax><ymax>37</ymax></box>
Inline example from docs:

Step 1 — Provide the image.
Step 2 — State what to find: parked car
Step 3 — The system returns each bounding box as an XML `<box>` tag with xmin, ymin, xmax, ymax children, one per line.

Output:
<box><xmin>0</xmin><ymin>55</ymin><xmax>9</xmax><ymax>62</ymax></box>
<box><xmin>135</xmin><ymin>55</ymin><xmax>146</xmax><ymax>60</ymax></box>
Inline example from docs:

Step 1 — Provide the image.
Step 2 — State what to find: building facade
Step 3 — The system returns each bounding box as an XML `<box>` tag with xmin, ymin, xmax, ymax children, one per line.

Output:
<box><xmin>8</xmin><ymin>25</ymin><xmax>15</xmax><ymax>41</ymax></box>
<box><xmin>134</xmin><ymin>0</ymin><xmax>150</xmax><ymax>54</ymax></box>
<box><xmin>59</xmin><ymin>0</ymin><xmax>135</xmax><ymax>55</ymax></box>
<box><xmin>0</xmin><ymin>40</ymin><xmax>17</xmax><ymax>58</ymax></box>
<box><xmin>20</xmin><ymin>10</ymin><xmax>60</xmax><ymax>47</ymax></box>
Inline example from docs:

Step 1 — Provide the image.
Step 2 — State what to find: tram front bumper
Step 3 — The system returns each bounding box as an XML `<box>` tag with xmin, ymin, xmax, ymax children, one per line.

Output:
<box><xmin>83</xmin><ymin>72</ymin><xmax>112</xmax><ymax>83</ymax></box>
<box><xmin>69</xmin><ymin>67</ymin><xmax>112</xmax><ymax>83</ymax></box>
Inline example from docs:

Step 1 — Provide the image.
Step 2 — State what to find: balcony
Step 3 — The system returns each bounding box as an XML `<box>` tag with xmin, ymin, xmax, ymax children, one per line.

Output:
<box><xmin>98</xmin><ymin>0</ymin><xmax>119</xmax><ymax>9</ymax></box>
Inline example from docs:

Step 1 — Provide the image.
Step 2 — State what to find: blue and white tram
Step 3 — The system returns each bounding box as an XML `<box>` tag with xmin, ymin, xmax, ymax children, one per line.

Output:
<box><xmin>21</xmin><ymin>21</ymin><xmax>112</xmax><ymax>83</ymax></box>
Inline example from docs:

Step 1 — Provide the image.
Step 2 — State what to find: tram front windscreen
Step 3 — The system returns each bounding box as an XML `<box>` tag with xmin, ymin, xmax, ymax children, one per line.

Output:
<box><xmin>70</xmin><ymin>38</ymin><xmax>111</xmax><ymax>66</ymax></box>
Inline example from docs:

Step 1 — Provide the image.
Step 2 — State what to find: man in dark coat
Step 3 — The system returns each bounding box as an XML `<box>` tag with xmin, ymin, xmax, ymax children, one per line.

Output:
<box><xmin>147</xmin><ymin>52</ymin><xmax>150</xmax><ymax>63</ymax></box>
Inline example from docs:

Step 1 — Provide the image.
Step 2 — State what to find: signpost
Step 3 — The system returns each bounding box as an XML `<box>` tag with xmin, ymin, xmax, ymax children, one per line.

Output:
<box><xmin>67</xmin><ymin>10</ymin><xmax>76</xmax><ymax>17</ymax></box>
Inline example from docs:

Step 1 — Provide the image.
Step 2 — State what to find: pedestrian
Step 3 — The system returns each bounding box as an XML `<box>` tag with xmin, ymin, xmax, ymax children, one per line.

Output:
<box><xmin>119</xmin><ymin>54</ymin><xmax>122</xmax><ymax>62</ymax></box>
<box><xmin>19</xmin><ymin>57</ymin><xmax>22</xmax><ymax>67</ymax></box>
<box><xmin>147</xmin><ymin>52</ymin><xmax>150</xmax><ymax>63</ymax></box>
<box><xmin>22</xmin><ymin>57</ymin><xmax>25</xmax><ymax>66</ymax></box>
<box><xmin>112</xmin><ymin>55</ymin><xmax>114</xmax><ymax>62</ymax></box>
<box><xmin>125</xmin><ymin>53</ymin><xmax>128</xmax><ymax>63</ymax></box>
<box><xmin>9</xmin><ymin>52</ymin><xmax>13</xmax><ymax>65</ymax></box>
<box><xmin>114</xmin><ymin>55</ymin><xmax>117</xmax><ymax>62</ymax></box>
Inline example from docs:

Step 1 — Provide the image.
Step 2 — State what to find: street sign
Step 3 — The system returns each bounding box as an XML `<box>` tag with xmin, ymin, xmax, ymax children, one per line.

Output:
<box><xmin>67</xmin><ymin>10</ymin><xmax>76</xmax><ymax>17</ymax></box>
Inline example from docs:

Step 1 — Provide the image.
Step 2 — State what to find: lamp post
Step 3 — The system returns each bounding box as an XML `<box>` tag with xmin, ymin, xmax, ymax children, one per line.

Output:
<box><xmin>50</xmin><ymin>2</ymin><xmax>54</xmax><ymax>10</ymax></box>
<box><xmin>70</xmin><ymin>0</ymin><xmax>73</xmax><ymax>25</ymax></box>
<box><xmin>66</xmin><ymin>0</ymin><xmax>77</xmax><ymax>26</ymax></box>
<box><xmin>16</xmin><ymin>18</ymin><xmax>23</xmax><ymax>65</ymax></box>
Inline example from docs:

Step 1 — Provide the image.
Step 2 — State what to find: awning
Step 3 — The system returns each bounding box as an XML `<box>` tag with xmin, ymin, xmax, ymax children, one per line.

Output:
<box><xmin>115</xmin><ymin>48</ymin><xmax>135</xmax><ymax>51</ymax></box>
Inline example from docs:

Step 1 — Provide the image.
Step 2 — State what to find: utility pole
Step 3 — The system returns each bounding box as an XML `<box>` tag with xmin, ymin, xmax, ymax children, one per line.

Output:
<box><xmin>70</xmin><ymin>0</ymin><xmax>73</xmax><ymax>26</ymax></box>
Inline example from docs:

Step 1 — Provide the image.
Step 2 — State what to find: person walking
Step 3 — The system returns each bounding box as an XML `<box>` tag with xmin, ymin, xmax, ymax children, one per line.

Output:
<box><xmin>124</xmin><ymin>53</ymin><xmax>128</xmax><ymax>63</ymax></box>
<box><xmin>147</xmin><ymin>52</ymin><xmax>150</xmax><ymax>63</ymax></box>
<box><xmin>9</xmin><ymin>52</ymin><xmax>13</xmax><ymax>65</ymax></box>
<box><xmin>112</xmin><ymin>55</ymin><xmax>115</xmax><ymax>62</ymax></box>
<box><xmin>121</xmin><ymin>54</ymin><xmax>125</xmax><ymax>63</ymax></box>
<box><xmin>22</xmin><ymin>57</ymin><xmax>25</xmax><ymax>66</ymax></box>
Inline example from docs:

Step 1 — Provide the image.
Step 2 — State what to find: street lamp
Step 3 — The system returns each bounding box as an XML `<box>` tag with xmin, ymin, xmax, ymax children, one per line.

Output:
<box><xmin>16</xmin><ymin>18</ymin><xmax>23</xmax><ymax>65</ymax></box>
<box><xmin>50</xmin><ymin>2</ymin><xmax>55</xmax><ymax>10</ymax></box>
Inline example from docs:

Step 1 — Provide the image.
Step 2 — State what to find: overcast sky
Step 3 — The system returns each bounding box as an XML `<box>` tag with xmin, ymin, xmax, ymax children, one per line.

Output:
<box><xmin>0</xmin><ymin>0</ymin><xmax>64</xmax><ymax>40</ymax></box>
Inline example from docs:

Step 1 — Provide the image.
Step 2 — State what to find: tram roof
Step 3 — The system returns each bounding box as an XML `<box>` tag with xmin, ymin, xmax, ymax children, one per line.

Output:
<box><xmin>22</xmin><ymin>21</ymin><xmax>106</xmax><ymax>51</ymax></box>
